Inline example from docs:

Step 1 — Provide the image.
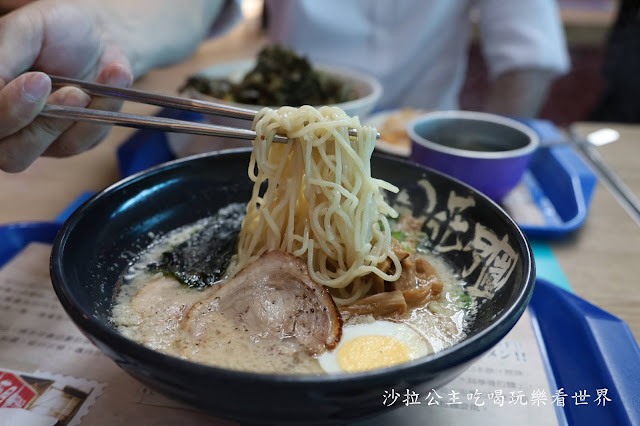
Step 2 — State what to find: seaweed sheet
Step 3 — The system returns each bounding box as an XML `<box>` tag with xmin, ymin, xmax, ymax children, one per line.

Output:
<box><xmin>146</xmin><ymin>204</ymin><xmax>245</xmax><ymax>289</ymax></box>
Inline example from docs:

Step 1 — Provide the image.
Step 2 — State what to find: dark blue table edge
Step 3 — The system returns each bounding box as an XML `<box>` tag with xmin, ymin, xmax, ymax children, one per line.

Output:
<box><xmin>1</xmin><ymin>207</ymin><xmax>638</xmax><ymax>424</ymax></box>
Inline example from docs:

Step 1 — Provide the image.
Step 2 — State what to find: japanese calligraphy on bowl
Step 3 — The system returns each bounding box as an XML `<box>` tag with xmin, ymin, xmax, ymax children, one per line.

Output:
<box><xmin>391</xmin><ymin>178</ymin><xmax>519</xmax><ymax>301</ymax></box>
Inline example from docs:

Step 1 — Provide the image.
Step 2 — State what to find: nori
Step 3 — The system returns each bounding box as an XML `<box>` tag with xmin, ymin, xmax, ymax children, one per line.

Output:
<box><xmin>146</xmin><ymin>204</ymin><xmax>245</xmax><ymax>290</ymax></box>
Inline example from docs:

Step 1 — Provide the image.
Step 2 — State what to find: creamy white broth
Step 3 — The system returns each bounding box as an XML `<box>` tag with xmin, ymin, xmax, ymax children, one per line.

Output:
<box><xmin>111</xmin><ymin>211</ymin><xmax>474</xmax><ymax>375</ymax></box>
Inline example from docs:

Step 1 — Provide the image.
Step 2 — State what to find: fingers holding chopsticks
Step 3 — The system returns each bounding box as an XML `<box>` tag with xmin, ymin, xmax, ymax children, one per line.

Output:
<box><xmin>0</xmin><ymin>72</ymin><xmax>66</xmax><ymax>173</ymax></box>
<box><xmin>0</xmin><ymin>72</ymin><xmax>88</xmax><ymax>172</ymax></box>
<box><xmin>0</xmin><ymin>72</ymin><xmax>51</xmax><ymax>139</ymax></box>
<box><xmin>0</xmin><ymin>64</ymin><xmax>132</xmax><ymax>172</ymax></box>
<box><xmin>43</xmin><ymin>63</ymin><xmax>133</xmax><ymax>157</ymax></box>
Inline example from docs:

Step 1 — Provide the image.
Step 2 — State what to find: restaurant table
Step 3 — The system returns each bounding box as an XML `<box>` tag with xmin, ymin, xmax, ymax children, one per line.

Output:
<box><xmin>0</xmin><ymin>21</ymin><xmax>638</xmax><ymax>350</ymax></box>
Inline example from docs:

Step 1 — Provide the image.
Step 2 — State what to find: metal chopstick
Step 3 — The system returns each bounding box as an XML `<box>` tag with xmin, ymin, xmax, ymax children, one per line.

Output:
<box><xmin>40</xmin><ymin>104</ymin><xmax>289</xmax><ymax>143</ymax></box>
<box><xmin>50</xmin><ymin>75</ymin><xmax>257</xmax><ymax>120</ymax></box>
<box><xmin>43</xmin><ymin>75</ymin><xmax>377</xmax><ymax>141</ymax></box>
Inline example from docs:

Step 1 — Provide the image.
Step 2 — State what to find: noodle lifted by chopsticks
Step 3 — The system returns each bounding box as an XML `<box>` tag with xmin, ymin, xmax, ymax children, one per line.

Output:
<box><xmin>234</xmin><ymin>105</ymin><xmax>402</xmax><ymax>305</ymax></box>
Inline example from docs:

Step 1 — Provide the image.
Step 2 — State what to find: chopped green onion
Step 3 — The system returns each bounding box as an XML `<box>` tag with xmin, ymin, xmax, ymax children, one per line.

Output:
<box><xmin>458</xmin><ymin>293</ymin><xmax>472</xmax><ymax>308</ymax></box>
<box><xmin>391</xmin><ymin>230</ymin><xmax>407</xmax><ymax>242</ymax></box>
<box><xmin>427</xmin><ymin>302</ymin><xmax>444</xmax><ymax>314</ymax></box>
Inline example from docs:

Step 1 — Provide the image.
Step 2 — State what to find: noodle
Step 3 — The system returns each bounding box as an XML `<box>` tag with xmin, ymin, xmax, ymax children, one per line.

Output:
<box><xmin>233</xmin><ymin>105</ymin><xmax>402</xmax><ymax>305</ymax></box>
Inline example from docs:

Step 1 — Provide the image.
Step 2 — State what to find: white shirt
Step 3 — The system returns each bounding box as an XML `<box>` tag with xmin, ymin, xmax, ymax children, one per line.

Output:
<box><xmin>214</xmin><ymin>0</ymin><xmax>570</xmax><ymax>110</ymax></box>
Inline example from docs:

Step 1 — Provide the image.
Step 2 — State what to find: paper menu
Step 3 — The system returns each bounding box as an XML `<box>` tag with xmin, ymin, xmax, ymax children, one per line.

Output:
<box><xmin>0</xmin><ymin>243</ymin><xmax>558</xmax><ymax>425</ymax></box>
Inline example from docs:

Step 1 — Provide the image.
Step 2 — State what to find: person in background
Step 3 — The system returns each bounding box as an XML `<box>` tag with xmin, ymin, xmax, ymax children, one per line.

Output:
<box><xmin>589</xmin><ymin>0</ymin><xmax>640</xmax><ymax>123</ymax></box>
<box><xmin>0</xmin><ymin>0</ymin><xmax>568</xmax><ymax>173</ymax></box>
<box><xmin>259</xmin><ymin>0</ymin><xmax>569</xmax><ymax>114</ymax></box>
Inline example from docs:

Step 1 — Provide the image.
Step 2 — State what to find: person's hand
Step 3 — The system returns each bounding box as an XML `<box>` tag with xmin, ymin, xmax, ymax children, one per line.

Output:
<box><xmin>0</xmin><ymin>1</ymin><xmax>133</xmax><ymax>172</ymax></box>
<box><xmin>0</xmin><ymin>0</ymin><xmax>225</xmax><ymax>173</ymax></box>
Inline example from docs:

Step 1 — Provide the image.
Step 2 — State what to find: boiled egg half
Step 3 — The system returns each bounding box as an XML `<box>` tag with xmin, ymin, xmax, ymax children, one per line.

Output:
<box><xmin>318</xmin><ymin>321</ymin><xmax>430</xmax><ymax>373</ymax></box>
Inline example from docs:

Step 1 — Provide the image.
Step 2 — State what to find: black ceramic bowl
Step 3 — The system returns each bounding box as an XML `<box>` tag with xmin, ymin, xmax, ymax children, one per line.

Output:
<box><xmin>50</xmin><ymin>149</ymin><xmax>534</xmax><ymax>425</ymax></box>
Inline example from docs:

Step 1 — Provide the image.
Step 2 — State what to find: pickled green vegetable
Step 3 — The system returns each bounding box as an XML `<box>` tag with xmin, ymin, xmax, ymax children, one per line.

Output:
<box><xmin>183</xmin><ymin>45</ymin><xmax>353</xmax><ymax>106</ymax></box>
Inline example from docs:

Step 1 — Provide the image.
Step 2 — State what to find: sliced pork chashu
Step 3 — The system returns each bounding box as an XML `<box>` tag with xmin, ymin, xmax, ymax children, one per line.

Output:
<box><xmin>183</xmin><ymin>250</ymin><xmax>342</xmax><ymax>355</ymax></box>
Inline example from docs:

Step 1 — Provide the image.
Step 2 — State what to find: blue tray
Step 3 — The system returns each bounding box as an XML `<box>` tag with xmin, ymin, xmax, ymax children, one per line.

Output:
<box><xmin>1</xmin><ymin>197</ymin><xmax>638</xmax><ymax>425</ymax></box>
<box><xmin>116</xmin><ymin>111</ymin><xmax>597</xmax><ymax>239</ymax></box>
<box><xmin>515</xmin><ymin>119</ymin><xmax>598</xmax><ymax>239</ymax></box>
<box><xmin>0</xmin><ymin>192</ymin><xmax>94</xmax><ymax>266</ymax></box>
<box><xmin>530</xmin><ymin>280</ymin><xmax>640</xmax><ymax>425</ymax></box>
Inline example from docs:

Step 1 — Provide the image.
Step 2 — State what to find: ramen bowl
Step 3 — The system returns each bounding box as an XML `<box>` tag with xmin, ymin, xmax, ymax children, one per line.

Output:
<box><xmin>409</xmin><ymin>111</ymin><xmax>539</xmax><ymax>202</ymax></box>
<box><xmin>170</xmin><ymin>60</ymin><xmax>383</xmax><ymax>157</ymax></box>
<box><xmin>50</xmin><ymin>150</ymin><xmax>534</xmax><ymax>425</ymax></box>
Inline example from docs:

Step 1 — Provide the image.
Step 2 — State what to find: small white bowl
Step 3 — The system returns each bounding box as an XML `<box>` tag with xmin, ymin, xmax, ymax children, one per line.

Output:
<box><xmin>365</xmin><ymin>109</ymin><xmax>427</xmax><ymax>157</ymax></box>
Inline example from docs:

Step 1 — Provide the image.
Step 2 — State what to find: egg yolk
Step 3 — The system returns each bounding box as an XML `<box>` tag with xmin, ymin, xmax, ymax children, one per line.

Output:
<box><xmin>337</xmin><ymin>335</ymin><xmax>411</xmax><ymax>373</ymax></box>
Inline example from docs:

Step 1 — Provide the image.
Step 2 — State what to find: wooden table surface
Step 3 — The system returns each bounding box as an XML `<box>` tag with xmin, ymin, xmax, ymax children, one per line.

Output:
<box><xmin>1</xmin><ymin>24</ymin><xmax>638</xmax><ymax>343</ymax></box>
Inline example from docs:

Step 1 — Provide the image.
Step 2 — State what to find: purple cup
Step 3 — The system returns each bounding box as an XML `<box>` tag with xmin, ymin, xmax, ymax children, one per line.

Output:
<box><xmin>408</xmin><ymin>111</ymin><xmax>539</xmax><ymax>202</ymax></box>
